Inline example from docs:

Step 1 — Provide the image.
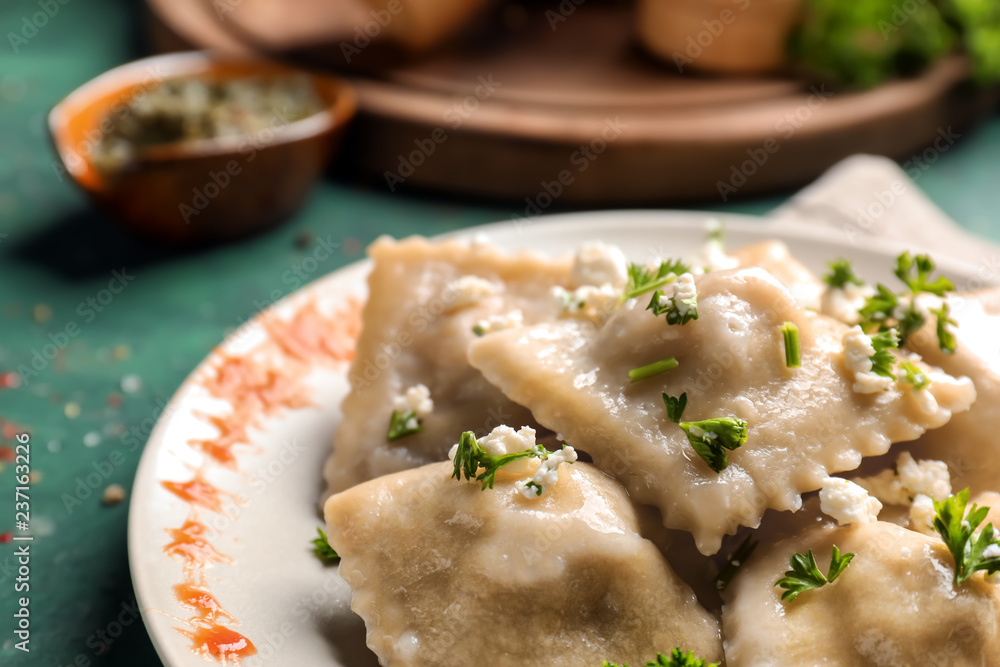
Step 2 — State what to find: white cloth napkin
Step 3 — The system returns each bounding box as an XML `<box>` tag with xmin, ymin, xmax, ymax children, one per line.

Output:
<box><xmin>766</xmin><ymin>154</ymin><xmax>1000</xmax><ymax>273</ymax></box>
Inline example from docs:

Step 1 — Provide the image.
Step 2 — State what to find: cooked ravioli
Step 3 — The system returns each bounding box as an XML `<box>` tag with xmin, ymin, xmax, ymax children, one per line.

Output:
<box><xmin>468</xmin><ymin>268</ymin><xmax>975</xmax><ymax>554</ymax></box>
<box><xmin>893</xmin><ymin>288</ymin><xmax>1000</xmax><ymax>496</ymax></box>
<box><xmin>323</xmin><ymin>461</ymin><xmax>723</xmax><ymax>667</ymax></box>
<box><xmin>730</xmin><ymin>240</ymin><xmax>824</xmax><ymax>311</ymax></box>
<box><xmin>323</xmin><ymin>236</ymin><xmax>571</xmax><ymax>495</ymax></box>
<box><xmin>722</xmin><ymin>519</ymin><xmax>1000</xmax><ymax>666</ymax></box>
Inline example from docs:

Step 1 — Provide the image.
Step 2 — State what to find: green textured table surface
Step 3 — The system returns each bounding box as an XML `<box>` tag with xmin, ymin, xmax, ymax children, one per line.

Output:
<box><xmin>1</xmin><ymin>0</ymin><xmax>999</xmax><ymax>665</ymax></box>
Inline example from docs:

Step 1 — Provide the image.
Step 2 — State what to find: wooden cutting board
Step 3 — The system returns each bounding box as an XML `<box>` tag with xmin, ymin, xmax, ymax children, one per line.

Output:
<box><xmin>147</xmin><ymin>0</ymin><xmax>999</xmax><ymax>204</ymax></box>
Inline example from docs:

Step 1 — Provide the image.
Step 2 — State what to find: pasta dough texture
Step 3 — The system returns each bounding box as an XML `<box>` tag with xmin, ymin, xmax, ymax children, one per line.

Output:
<box><xmin>324</xmin><ymin>461</ymin><xmax>723</xmax><ymax>666</ymax></box>
<box><xmin>468</xmin><ymin>268</ymin><xmax>975</xmax><ymax>554</ymax></box>
<box><xmin>323</xmin><ymin>236</ymin><xmax>571</xmax><ymax>497</ymax></box>
<box><xmin>723</xmin><ymin>519</ymin><xmax>1000</xmax><ymax>666</ymax></box>
<box><xmin>894</xmin><ymin>288</ymin><xmax>1000</xmax><ymax>497</ymax></box>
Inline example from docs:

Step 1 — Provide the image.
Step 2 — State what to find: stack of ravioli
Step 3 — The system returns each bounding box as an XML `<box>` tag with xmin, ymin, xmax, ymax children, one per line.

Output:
<box><xmin>321</xmin><ymin>230</ymin><xmax>1000</xmax><ymax>667</ymax></box>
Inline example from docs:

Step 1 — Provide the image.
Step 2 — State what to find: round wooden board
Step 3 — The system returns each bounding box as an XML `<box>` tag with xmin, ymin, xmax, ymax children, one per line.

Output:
<box><xmin>147</xmin><ymin>0</ymin><xmax>998</xmax><ymax>204</ymax></box>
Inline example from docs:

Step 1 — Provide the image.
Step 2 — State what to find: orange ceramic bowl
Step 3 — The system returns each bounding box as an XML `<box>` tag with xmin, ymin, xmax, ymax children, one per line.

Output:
<box><xmin>49</xmin><ymin>51</ymin><xmax>357</xmax><ymax>244</ymax></box>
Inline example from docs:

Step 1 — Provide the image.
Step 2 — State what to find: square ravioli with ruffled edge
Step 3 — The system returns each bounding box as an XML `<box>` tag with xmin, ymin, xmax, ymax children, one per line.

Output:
<box><xmin>882</xmin><ymin>287</ymin><xmax>1000</xmax><ymax>498</ymax></box>
<box><xmin>323</xmin><ymin>459</ymin><xmax>723</xmax><ymax>667</ymax></box>
<box><xmin>722</xmin><ymin>511</ymin><xmax>1000</xmax><ymax>666</ymax></box>
<box><xmin>468</xmin><ymin>267</ymin><xmax>976</xmax><ymax>554</ymax></box>
<box><xmin>323</xmin><ymin>236</ymin><xmax>573</xmax><ymax>495</ymax></box>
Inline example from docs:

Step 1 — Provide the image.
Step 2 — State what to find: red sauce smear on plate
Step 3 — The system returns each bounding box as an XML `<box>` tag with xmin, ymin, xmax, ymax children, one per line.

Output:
<box><xmin>164</xmin><ymin>519</ymin><xmax>232</xmax><ymax>574</ymax></box>
<box><xmin>159</xmin><ymin>296</ymin><xmax>361</xmax><ymax>664</ymax></box>
<box><xmin>162</xmin><ymin>478</ymin><xmax>226</xmax><ymax>513</ymax></box>
<box><xmin>188</xmin><ymin>413</ymin><xmax>247</xmax><ymax>467</ymax></box>
<box><xmin>178</xmin><ymin>623</ymin><xmax>257</xmax><ymax>664</ymax></box>
<box><xmin>174</xmin><ymin>583</ymin><xmax>235</xmax><ymax>623</ymax></box>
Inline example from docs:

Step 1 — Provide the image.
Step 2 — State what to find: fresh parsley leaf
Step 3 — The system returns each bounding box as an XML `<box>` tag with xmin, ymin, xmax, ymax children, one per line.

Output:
<box><xmin>599</xmin><ymin>648</ymin><xmax>719</xmax><ymax>667</ymax></box>
<box><xmin>312</xmin><ymin>527</ymin><xmax>339</xmax><ymax>563</ymax></box>
<box><xmin>715</xmin><ymin>535</ymin><xmax>759</xmax><ymax>591</ymax></box>
<box><xmin>387</xmin><ymin>409</ymin><xmax>422</xmax><ymax>442</ymax></box>
<box><xmin>775</xmin><ymin>545</ymin><xmax>855</xmax><ymax>602</ymax></box>
<box><xmin>932</xmin><ymin>488</ymin><xmax>1000</xmax><ymax>585</ymax></box>
<box><xmin>629</xmin><ymin>358</ymin><xmax>679</xmax><ymax>383</ymax></box>
<box><xmin>858</xmin><ymin>284</ymin><xmax>898</xmax><ymax>331</ymax></box>
<box><xmin>781</xmin><ymin>321</ymin><xmax>801</xmax><ymax>368</ymax></box>
<box><xmin>647</xmin><ymin>288</ymin><xmax>699</xmax><ymax>326</ymax></box>
<box><xmin>934</xmin><ymin>303</ymin><xmax>958</xmax><ymax>354</ymax></box>
<box><xmin>662</xmin><ymin>392</ymin><xmax>687</xmax><ymax>424</ymax></box>
<box><xmin>472</xmin><ymin>324</ymin><xmax>486</xmax><ymax>337</ymax></box>
<box><xmin>895</xmin><ymin>302</ymin><xmax>926</xmax><ymax>346</ymax></box>
<box><xmin>623</xmin><ymin>260</ymin><xmax>691</xmax><ymax>300</ymax></box>
<box><xmin>450</xmin><ymin>431</ymin><xmax>540</xmax><ymax>490</ymax></box>
<box><xmin>860</xmin><ymin>252</ymin><xmax>956</xmax><ymax>351</ymax></box>
<box><xmin>895</xmin><ymin>251</ymin><xmax>955</xmax><ymax>296</ymax></box>
<box><xmin>789</xmin><ymin>0</ymin><xmax>954</xmax><ymax>89</ymax></box>
<box><xmin>706</xmin><ymin>219</ymin><xmax>725</xmax><ymax>245</ymax></box>
<box><xmin>649</xmin><ymin>649</ymin><xmax>720</xmax><ymax>667</ymax></box>
<box><xmin>823</xmin><ymin>259</ymin><xmax>863</xmax><ymax>289</ymax></box>
<box><xmin>680</xmin><ymin>417</ymin><xmax>748</xmax><ymax>473</ymax></box>
<box><xmin>943</xmin><ymin>0</ymin><xmax>1000</xmax><ymax>83</ymax></box>
<box><xmin>869</xmin><ymin>329</ymin><xmax>900</xmax><ymax>379</ymax></box>
<box><xmin>899</xmin><ymin>359</ymin><xmax>930</xmax><ymax>390</ymax></box>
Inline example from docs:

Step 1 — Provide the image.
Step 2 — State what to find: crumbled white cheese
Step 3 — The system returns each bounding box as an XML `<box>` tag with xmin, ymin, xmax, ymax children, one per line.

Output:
<box><xmin>570</xmin><ymin>241</ymin><xmax>628</xmax><ymax>289</ymax></box>
<box><xmin>983</xmin><ymin>544</ymin><xmax>1000</xmax><ymax>560</ymax></box>
<box><xmin>821</xmin><ymin>283</ymin><xmax>874</xmax><ymax>325</ymax></box>
<box><xmin>842</xmin><ymin>326</ymin><xmax>893</xmax><ymax>393</ymax></box>
<box><xmin>393</xmin><ymin>384</ymin><xmax>433</xmax><ymax>418</ymax></box>
<box><xmin>688</xmin><ymin>219</ymin><xmax>739</xmax><ymax>272</ymax></box>
<box><xmin>448</xmin><ymin>424</ymin><xmax>578</xmax><ymax>495</ymax></box>
<box><xmin>551</xmin><ymin>284</ymin><xmax>621</xmax><ymax>323</ymax></box>
<box><xmin>474</xmin><ymin>309</ymin><xmax>524</xmax><ymax>336</ymax></box>
<box><xmin>897</xmin><ymin>452</ymin><xmax>951</xmax><ymax>500</ymax></box>
<box><xmin>855</xmin><ymin>451</ymin><xmax>952</xmax><ymax>506</ymax></box>
<box><xmin>908</xmin><ymin>494</ymin><xmax>937</xmax><ymax>535</ymax></box>
<box><xmin>657</xmin><ymin>272</ymin><xmax>697</xmax><ymax>318</ymax></box>
<box><xmin>460</xmin><ymin>424</ymin><xmax>539</xmax><ymax>475</ymax></box>
<box><xmin>819</xmin><ymin>477</ymin><xmax>883</xmax><ymax>526</ymax></box>
<box><xmin>478</xmin><ymin>425</ymin><xmax>536</xmax><ymax>457</ymax></box>
<box><xmin>892</xmin><ymin>293</ymin><xmax>943</xmax><ymax>324</ymax></box>
<box><xmin>444</xmin><ymin>275</ymin><xmax>499</xmax><ymax>312</ymax></box>
<box><xmin>515</xmin><ymin>446</ymin><xmax>578</xmax><ymax>499</ymax></box>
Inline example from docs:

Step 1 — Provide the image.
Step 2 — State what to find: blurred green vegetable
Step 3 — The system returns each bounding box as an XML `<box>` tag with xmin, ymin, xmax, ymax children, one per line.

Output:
<box><xmin>791</xmin><ymin>0</ymin><xmax>955</xmax><ymax>88</ymax></box>
<box><xmin>941</xmin><ymin>0</ymin><xmax>1000</xmax><ymax>82</ymax></box>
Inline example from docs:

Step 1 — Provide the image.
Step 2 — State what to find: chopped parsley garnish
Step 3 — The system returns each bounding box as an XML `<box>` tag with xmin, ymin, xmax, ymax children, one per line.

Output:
<box><xmin>662</xmin><ymin>392</ymin><xmax>687</xmax><ymax>424</ymax></box>
<box><xmin>781</xmin><ymin>321</ymin><xmax>801</xmax><ymax>368</ymax></box>
<box><xmin>859</xmin><ymin>252</ymin><xmax>956</xmax><ymax>352</ymax></box>
<box><xmin>934</xmin><ymin>303</ymin><xmax>958</xmax><ymax>354</ymax></box>
<box><xmin>623</xmin><ymin>260</ymin><xmax>691</xmax><ymax>300</ymax></box>
<box><xmin>628</xmin><ymin>358</ymin><xmax>679</xmax><ymax>383</ymax></box>
<box><xmin>869</xmin><ymin>329</ymin><xmax>900</xmax><ymax>379</ymax></box>
<box><xmin>823</xmin><ymin>258</ymin><xmax>863</xmax><ymax>289</ymax></box>
<box><xmin>647</xmin><ymin>287</ymin><xmax>699</xmax><ymax>326</ymax></box>
<box><xmin>600</xmin><ymin>648</ymin><xmax>719</xmax><ymax>667</ymax></box>
<box><xmin>707</xmin><ymin>219</ymin><xmax>725</xmax><ymax>245</ymax></box>
<box><xmin>387</xmin><ymin>409</ymin><xmax>422</xmax><ymax>442</ymax></box>
<box><xmin>715</xmin><ymin>535</ymin><xmax>759</xmax><ymax>591</ymax></box>
<box><xmin>680</xmin><ymin>417</ymin><xmax>748</xmax><ymax>473</ymax></box>
<box><xmin>932</xmin><ymin>488</ymin><xmax>1000</xmax><ymax>585</ymax></box>
<box><xmin>899</xmin><ymin>359</ymin><xmax>930</xmax><ymax>390</ymax></box>
<box><xmin>312</xmin><ymin>527</ymin><xmax>340</xmax><ymax>563</ymax></box>
<box><xmin>450</xmin><ymin>431</ymin><xmax>541</xmax><ymax>490</ymax></box>
<box><xmin>775</xmin><ymin>545</ymin><xmax>854</xmax><ymax>602</ymax></box>
<box><xmin>472</xmin><ymin>324</ymin><xmax>486</xmax><ymax>336</ymax></box>
<box><xmin>858</xmin><ymin>284</ymin><xmax>899</xmax><ymax>331</ymax></box>
<box><xmin>895</xmin><ymin>251</ymin><xmax>955</xmax><ymax>296</ymax></box>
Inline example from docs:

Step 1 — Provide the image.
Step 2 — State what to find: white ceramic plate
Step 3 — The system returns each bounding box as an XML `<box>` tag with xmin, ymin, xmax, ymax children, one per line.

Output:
<box><xmin>128</xmin><ymin>211</ymin><xmax>985</xmax><ymax>667</ymax></box>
